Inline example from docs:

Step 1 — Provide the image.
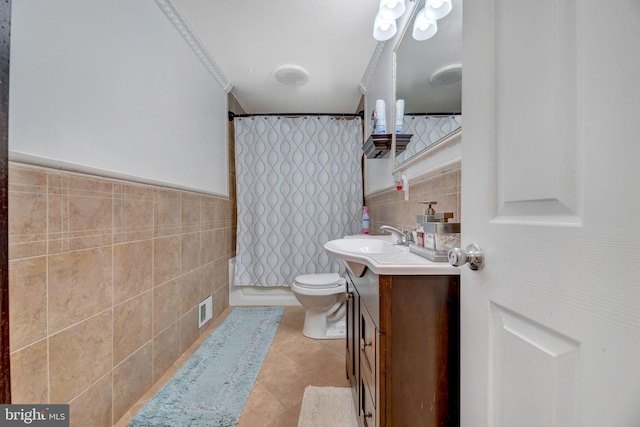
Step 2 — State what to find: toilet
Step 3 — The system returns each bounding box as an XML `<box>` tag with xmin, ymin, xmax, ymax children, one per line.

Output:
<box><xmin>291</xmin><ymin>273</ymin><xmax>347</xmax><ymax>339</ymax></box>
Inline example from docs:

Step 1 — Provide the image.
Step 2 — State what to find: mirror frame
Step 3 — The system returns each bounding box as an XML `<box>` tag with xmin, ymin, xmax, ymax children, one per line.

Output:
<box><xmin>391</xmin><ymin>0</ymin><xmax>462</xmax><ymax>173</ymax></box>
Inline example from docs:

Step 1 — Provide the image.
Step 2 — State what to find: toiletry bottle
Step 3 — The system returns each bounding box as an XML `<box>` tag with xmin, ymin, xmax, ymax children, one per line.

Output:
<box><xmin>362</xmin><ymin>206</ymin><xmax>370</xmax><ymax>235</ymax></box>
<box><xmin>395</xmin><ymin>99</ymin><xmax>404</xmax><ymax>134</ymax></box>
<box><xmin>371</xmin><ymin>110</ymin><xmax>377</xmax><ymax>135</ymax></box>
<box><xmin>416</xmin><ymin>217</ymin><xmax>424</xmax><ymax>247</ymax></box>
<box><xmin>375</xmin><ymin>100</ymin><xmax>386</xmax><ymax>134</ymax></box>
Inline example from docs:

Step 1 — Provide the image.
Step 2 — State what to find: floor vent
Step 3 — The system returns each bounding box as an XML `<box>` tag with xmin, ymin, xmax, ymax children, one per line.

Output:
<box><xmin>198</xmin><ymin>296</ymin><xmax>213</xmax><ymax>328</ymax></box>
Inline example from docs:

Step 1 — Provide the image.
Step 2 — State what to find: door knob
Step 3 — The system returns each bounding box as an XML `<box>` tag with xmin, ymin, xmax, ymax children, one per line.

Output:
<box><xmin>448</xmin><ymin>243</ymin><xmax>484</xmax><ymax>270</ymax></box>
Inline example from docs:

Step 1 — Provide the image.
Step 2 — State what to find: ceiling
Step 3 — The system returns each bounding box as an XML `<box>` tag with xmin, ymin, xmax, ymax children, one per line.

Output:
<box><xmin>174</xmin><ymin>0</ymin><xmax>382</xmax><ymax>115</ymax></box>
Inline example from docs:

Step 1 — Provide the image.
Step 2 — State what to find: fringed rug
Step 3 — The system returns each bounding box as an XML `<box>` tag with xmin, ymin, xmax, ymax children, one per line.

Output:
<box><xmin>129</xmin><ymin>306</ymin><xmax>284</xmax><ymax>427</ymax></box>
<box><xmin>297</xmin><ymin>386</ymin><xmax>359</xmax><ymax>427</ymax></box>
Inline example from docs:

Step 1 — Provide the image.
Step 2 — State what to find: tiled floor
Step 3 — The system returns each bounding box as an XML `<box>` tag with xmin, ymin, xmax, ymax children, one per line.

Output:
<box><xmin>115</xmin><ymin>306</ymin><xmax>350</xmax><ymax>427</ymax></box>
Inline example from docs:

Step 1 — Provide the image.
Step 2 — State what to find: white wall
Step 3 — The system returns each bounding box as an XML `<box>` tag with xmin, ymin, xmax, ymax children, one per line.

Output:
<box><xmin>9</xmin><ymin>0</ymin><xmax>228</xmax><ymax>196</ymax></box>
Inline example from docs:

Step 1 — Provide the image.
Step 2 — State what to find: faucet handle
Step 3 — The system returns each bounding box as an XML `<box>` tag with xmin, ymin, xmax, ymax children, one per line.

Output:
<box><xmin>403</xmin><ymin>230</ymin><xmax>415</xmax><ymax>244</ymax></box>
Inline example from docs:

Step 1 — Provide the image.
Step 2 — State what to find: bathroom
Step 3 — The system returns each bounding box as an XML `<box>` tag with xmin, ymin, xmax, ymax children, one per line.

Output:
<box><xmin>3</xmin><ymin>1</ymin><xmax>640</xmax><ymax>427</ymax></box>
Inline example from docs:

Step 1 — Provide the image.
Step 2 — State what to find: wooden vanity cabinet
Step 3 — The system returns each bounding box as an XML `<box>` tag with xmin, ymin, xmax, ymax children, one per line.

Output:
<box><xmin>345</xmin><ymin>275</ymin><xmax>360</xmax><ymax>402</ymax></box>
<box><xmin>345</xmin><ymin>269</ymin><xmax>460</xmax><ymax>427</ymax></box>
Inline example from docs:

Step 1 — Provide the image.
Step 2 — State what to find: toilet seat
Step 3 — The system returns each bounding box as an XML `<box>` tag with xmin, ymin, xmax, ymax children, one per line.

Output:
<box><xmin>294</xmin><ymin>273</ymin><xmax>345</xmax><ymax>289</ymax></box>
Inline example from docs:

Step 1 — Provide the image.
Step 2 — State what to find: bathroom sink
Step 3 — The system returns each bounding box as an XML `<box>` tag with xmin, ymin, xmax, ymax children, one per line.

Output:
<box><xmin>325</xmin><ymin>238</ymin><xmax>399</xmax><ymax>255</ymax></box>
<box><xmin>324</xmin><ymin>235</ymin><xmax>460</xmax><ymax>276</ymax></box>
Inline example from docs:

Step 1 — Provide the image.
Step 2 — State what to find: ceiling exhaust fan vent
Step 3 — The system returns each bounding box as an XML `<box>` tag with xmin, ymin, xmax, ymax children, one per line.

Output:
<box><xmin>273</xmin><ymin>65</ymin><xmax>309</xmax><ymax>86</ymax></box>
<box><xmin>430</xmin><ymin>63</ymin><xmax>462</xmax><ymax>86</ymax></box>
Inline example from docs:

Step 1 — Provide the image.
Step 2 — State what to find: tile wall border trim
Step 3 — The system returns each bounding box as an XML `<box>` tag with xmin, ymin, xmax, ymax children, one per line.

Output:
<box><xmin>9</xmin><ymin>151</ymin><xmax>228</xmax><ymax>198</ymax></box>
<box><xmin>365</xmin><ymin>159</ymin><xmax>461</xmax><ymax>197</ymax></box>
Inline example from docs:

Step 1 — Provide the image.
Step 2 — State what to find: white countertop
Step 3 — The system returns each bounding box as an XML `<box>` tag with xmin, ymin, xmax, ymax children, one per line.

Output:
<box><xmin>324</xmin><ymin>235</ymin><xmax>460</xmax><ymax>276</ymax></box>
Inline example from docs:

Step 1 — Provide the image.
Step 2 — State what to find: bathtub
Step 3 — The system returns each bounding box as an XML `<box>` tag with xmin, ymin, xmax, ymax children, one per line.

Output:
<box><xmin>228</xmin><ymin>257</ymin><xmax>300</xmax><ymax>306</ymax></box>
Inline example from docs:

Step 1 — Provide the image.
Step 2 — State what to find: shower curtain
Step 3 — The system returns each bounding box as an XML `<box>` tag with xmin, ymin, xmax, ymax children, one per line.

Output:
<box><xmin>396</xmin><ymin>115</ymin><xmax>462</xmax><ymax>164</ymax></box>
<box><xmin>234</xmin><ymin>115</ymin><xmax>363</xmax><ymax>287</ymax></box>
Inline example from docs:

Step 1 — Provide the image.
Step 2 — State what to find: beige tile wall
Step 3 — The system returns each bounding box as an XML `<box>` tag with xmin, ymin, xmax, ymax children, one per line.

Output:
<box><xmin>365</xmin><ymin>166</ymin><xmax>461</xmax><ymax>232</ymax></box>
<box><xmin>8</xmin><ymin>164</ymin><xmax>235</xmax><ymax>426</ymax></box>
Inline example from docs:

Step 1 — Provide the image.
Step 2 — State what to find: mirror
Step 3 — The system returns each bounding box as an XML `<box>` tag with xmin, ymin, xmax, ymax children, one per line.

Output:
<box><xmin>393</xmin><ymin>0</ymin><xmax>462</xmax><ymax>169</ymax></box>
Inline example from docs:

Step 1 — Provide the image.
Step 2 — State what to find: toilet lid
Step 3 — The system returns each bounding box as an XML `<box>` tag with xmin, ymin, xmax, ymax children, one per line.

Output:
<box><xmin>295</xmin><ymin>273</ymin><xmax>344</xmax><ymax>289</ymax></box>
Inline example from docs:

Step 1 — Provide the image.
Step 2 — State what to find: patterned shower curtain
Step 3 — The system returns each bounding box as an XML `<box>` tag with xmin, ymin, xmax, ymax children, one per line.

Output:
<box><xmin>233</xmin><ymin>115</ymin><xmax>363</xmax><ymax>287</ymax></box>
<box><xmin>395</xmin><ymin>115</ymin><xmax>462</xmax><ymax>165</ymax></box>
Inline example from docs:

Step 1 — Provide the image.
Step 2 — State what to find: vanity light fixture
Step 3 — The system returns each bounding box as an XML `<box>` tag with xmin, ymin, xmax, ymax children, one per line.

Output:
<box><xmin>412</xmin><ymin>0</ymin><xmax>453</xmax><ymax>41</ymax></box>
<box><xmin>379</xmin><ymin>0</ymin><xmax>406</xmax><ymax>20</ymax></box>
<box><xmin>423</xmin><ymin>0</ymin><xmax>452</xmax><ymax>20</ymax></box>
<box><xmin>412</xmin><ymin>9</ymin><xmax>438</xmax><ymax>41</ymax></box>
<box><xmin>373</xmin><ymin>12</ymin><xmax>398</xmax><ymax>41</ymax></box>
<box><xmin>373</xmin><ymin>0</ymin><xmax>407</xmax><ymax>41</ymax></box>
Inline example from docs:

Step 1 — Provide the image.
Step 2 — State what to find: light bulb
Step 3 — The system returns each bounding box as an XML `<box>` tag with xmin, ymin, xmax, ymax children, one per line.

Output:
<box><xmin>424</xmin><ymin>0</ymin><xmax>452</xmax><ymax>20</ymax></box>
<box><xmin>413</xmin><ymin>9</ymin><xmax>438</xmax><ymax>41</ymax></box>
<box><xmin>379</xmin><ymin>0</ymin><xmax>406</xmax><ymax>20</ymax></box>
<box><xmin>373</xmin><ymin>12</ymin><xmax>398</xmax><ymax>41</ymax></box>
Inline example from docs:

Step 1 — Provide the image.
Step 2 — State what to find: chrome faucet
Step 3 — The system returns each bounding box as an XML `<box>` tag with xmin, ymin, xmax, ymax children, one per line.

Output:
<box><xmin>380</xmin><ymin>225</ymin><xmax>413</xmax><ymax>245</ymax></box>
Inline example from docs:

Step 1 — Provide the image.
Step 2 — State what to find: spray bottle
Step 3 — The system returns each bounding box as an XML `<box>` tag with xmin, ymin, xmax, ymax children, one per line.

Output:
<box><xmin>395</xmin><ymin>99</ymin><xmax>405</xmax><ymax>134</ymax></box>
<box><xmin>375</xmin><ymin>100</ymin><xmax>386</xmax><ymax>134</ymax></box>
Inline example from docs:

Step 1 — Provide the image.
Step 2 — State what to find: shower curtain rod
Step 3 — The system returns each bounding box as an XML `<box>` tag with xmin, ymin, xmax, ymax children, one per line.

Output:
<box><xmin>228</xmin><ymin>111</ymin><xmax>364</xmax><ymax>122</ymax></box>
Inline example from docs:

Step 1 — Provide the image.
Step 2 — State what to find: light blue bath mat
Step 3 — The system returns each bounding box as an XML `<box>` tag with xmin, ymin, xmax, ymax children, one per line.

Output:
<box><xmin>128</xmin><ymin>306</ymin><xmax>284</xmax><ymax>427</ymax></box>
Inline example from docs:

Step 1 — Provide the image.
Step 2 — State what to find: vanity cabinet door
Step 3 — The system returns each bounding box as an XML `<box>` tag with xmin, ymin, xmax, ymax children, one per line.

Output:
<box><xmin>345</xmin><ymin>272</ymin><xmax>360</xmax><ymax>390</ymax></box>
<box><xmin>349</xmin><ymin>271</ymin><xmax>459</xmax><ymax>427</ymax></box>
<box><xmin>360</xmin><ymin>376</ymin><xmax>377</xmax><ymax>427</ymax></box>
<box><xmin>360</xmin><ymin>302</ymin><xmax>379</xmax><ymax>427</ymax></box>
<box><xmin>345</xmin><ymin>271</ymin><xmax>361</xmax><ymax>413</ymax></box>
<box><xmin>359</xmin><ymin>304</ymin><xmax>376</xmax><ymax>381</ymax></box>
<box><xmin>382</xmin><ymin>275</ymin><xmax>460</xmax><ymax>427</ymax></box>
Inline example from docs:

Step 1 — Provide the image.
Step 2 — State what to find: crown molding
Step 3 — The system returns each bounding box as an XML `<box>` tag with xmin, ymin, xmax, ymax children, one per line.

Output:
<box><xmin>359</xmin><ymin>41</ymin><xmax>385</xmax><ymax>95</ymax></box>
<box><xmin>154</xmin><ymin>0</ymin><xmax>233</xmax><ymax>93</ymax></box>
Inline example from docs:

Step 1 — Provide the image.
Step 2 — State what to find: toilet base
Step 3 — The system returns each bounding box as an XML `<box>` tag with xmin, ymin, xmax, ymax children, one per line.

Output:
<box><xmin>302</xmin><ymin>310</ymin><xmax>346</xmax><ymax>340</ymax></box>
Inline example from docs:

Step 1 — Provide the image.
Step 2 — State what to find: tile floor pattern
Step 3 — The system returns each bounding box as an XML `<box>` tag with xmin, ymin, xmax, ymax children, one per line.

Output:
<box><xmin>115</xmin><ymin>306</ymin><xmax>350</xmax><ymax>427</ymax></box>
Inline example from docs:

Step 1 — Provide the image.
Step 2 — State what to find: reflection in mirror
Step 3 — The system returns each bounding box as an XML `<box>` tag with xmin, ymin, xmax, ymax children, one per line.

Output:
<box><xmin>393</xmin><ymin>0</ymin><xmax>462</xmax><ymax>168</ymax></box>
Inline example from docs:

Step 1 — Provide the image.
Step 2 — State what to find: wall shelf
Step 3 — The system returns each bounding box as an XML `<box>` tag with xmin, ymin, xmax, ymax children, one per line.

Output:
<box><xmin>363</xmin><ymin>134</ymin><xmax>412</xmax><ymax>158</ymax></box>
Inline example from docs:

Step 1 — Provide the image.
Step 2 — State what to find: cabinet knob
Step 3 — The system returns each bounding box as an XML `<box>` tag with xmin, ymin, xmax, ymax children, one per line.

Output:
<box><xmin>346</xmin><ymin>291</ymin><xmax>353</xmax><ymax>300</ymax></box>
<box><xmin>360</xmin><ymin>338</ymin><xmax>372</xmax><ymax>351</ymax></box>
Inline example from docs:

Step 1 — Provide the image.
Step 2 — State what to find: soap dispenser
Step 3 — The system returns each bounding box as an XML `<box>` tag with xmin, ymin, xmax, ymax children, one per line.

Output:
<box><xmin>417</xmin><ymin>201</ymin><xmax>437</xmax><ymax>222</ymax></box>
<box><xmin>426</xmin><ymin>201</ymin><xmax>436</xmax><ymax>216</ymax></box>
<box><xmin>418</xmin><ymin>201</ymin><xmax>454</xmax><ymax>223</ymax></box>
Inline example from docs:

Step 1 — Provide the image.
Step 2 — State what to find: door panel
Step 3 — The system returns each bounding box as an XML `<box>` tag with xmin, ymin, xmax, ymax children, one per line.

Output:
<box><xmin>490</xmin><ymin>304</ymin><xmax>579</xmax><ymax>427</ymax></box>
<box><xmin>495</xmin><ymin>0</ymin><xmax>580</xmax><ymax>221</ymax></box>
<box><xmin>462</xmin><ymin>0</ymin><xmax>640</xmax><ymax>425</ymax></box>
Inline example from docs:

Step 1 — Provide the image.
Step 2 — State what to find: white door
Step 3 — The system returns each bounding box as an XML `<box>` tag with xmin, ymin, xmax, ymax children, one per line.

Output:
<box><xmin>461</xmin><ymin>0</ymin><xmax>640</xmax><ymax>426</ymax></box>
